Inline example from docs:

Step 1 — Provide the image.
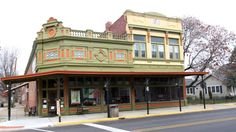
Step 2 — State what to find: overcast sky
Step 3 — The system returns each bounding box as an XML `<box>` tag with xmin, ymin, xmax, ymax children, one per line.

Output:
<box><xmin>0</xmin><ymin>0</ymin><xmax>236</xmax><ymax>75</ymax></box>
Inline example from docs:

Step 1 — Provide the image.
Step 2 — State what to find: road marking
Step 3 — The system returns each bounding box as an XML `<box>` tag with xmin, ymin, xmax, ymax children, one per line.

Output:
<box><xmin>83</xmin><ymin>123</ymin><xmax>130</xmax><ymax>132</ymax></box>
<box><xmin>134</xmin><ymin>116</ymin><xmax>236</xmax><ymax>132</ymax></box>
<box><xmin>30</xmin><ymin>128</ymin><xmax>54</xmax><ymax>132</ymax></box>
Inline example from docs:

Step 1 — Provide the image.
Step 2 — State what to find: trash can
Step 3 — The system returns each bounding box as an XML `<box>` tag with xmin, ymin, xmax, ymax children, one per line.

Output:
<box><xmin>109</xmin><ymin>104</ymin><xmax>119</xmax><ymax>118</ymax></box>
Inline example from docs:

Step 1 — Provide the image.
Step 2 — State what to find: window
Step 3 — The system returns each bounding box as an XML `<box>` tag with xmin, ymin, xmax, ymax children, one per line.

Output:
<box><xmin>210</xmin><ymin>85</ymin><xmax>222</xmax><ymax>94</ymax></box>
<box><xmin>46</xmin><ymin>51</ymin><xmax>58</xmax><ymax>59</ymax></box>
<box><xmin>220</xmin><ymin>86</ymin><xmax>223</xmax><ymax>93</ymax></box>
<box><xmin>133</xmin><ymin>35</ymin><xmax>146</xmax><ymax>58</ymax></box>
<box><xmin>83</xmin><ymin>88</ymin><xmax>100</xmax><ymax>106</ymax></box>
<box><xmin>110</xmin><ymin>87</ymin><xmax>130</xmax><ymax>104</ymax></box>
<box><xmin>216</xmin><ymin>86</ymin><xmax>220</xmax><ymax>92</ymax></box>
<box><xmin>74</xmin><ymin>50</ymin><xmax>85</xmax><ymax>58</ymax></box>
<box><xmin>116</xmin><ymin>53</ymin><xmax>125</xmax><ymax>59</ymax></box>
<box><xmin>71</xmin><ymin>90</ymin><xmax>81</xmax><ymax>105</ymax></box>
<box><xmin>169</xmin><ymin>38</ymin><xmax>179</xmax><ymax>59</ymax></box>
<box><xmin>151</xmin><ymin>36</ymin><xmax>165</xmax><ymax>59</ymax></box>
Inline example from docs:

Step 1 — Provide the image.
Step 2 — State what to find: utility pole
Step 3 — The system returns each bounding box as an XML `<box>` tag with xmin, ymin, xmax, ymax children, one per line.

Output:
<box><xmin>105</xmin><ymin>78</ymin><xmax>111</xmax><ymax>118</ymax></box>
<box><xmin>145</xmin><ymin>78</ymin><xmax>150</xmax><ymax>115</ymax></box>
<box><xmin>201</xmin><ymin>75</ymin><xmax>206</xmax><ymax>109</ymax></box>
<box><xmin>176</xmin><ymin>78</ymin><xmax>182</xmax><ymax>112</ymax></box>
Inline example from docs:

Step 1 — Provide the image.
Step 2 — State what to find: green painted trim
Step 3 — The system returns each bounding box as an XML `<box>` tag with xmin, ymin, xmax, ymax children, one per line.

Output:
<box><xmin>35</xmin><ymin>36</ymin><xmax>133</xmax><ymax>45</ymax></box>
<box><xmin>134</xmin><ymin>58</ymin><xmax>184</xmax><ymax>63</ymax></box>
<box><xmin>128</xmin><ymin>24</ymin><xmax>182</xmax><ymax>33</ymax></box>
<box><xmin>37</xmin><ymin>62</ymin><xmax>134</xmax><ymax>70</ymax></box>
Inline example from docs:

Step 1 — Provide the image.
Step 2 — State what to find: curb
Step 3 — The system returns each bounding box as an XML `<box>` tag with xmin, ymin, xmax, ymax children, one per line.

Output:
<box><xmin>0</xmin><ymin>126</ymin><xmax>24</xmax><ymax>129</ymax></box>
<box><xmin>54</xmin><ymin>108</ymin><xmax>215</xmax><ymax>127</ymax></box>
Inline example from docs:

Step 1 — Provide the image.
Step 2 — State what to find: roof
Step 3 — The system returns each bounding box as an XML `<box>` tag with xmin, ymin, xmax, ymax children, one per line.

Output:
<box><xmin>0</xmin><ymin>70</ymin><xmax>208</xmax><ymax>84</ymax></box>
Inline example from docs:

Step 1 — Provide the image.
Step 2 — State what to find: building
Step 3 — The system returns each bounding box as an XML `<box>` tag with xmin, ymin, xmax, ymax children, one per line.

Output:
<box><xmin>0</xmin><ymin>10</ymin><xmax>206</xmax><ymax>116</ymax></box>
<box><xmin>186</xmin><ymin>74</ymin><xmax>236</xmax><ymax>99</ymax></box>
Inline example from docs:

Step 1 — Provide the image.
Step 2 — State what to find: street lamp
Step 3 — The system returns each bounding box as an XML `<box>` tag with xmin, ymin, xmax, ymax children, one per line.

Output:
<box><xmin>145</xmin><ymin>78</ymin><xmax>150</xmax><ymax>115</ymax></box>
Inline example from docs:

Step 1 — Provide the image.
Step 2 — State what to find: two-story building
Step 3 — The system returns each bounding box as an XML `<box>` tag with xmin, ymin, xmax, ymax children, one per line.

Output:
<box><xmin>0</xmin><ymin>10</ymin><xmax>206</xmax><ymax>116</ymax></box>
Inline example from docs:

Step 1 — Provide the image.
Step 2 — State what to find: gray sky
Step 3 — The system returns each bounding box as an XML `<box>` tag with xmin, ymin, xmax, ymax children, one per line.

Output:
<box><xmin>0</xmin><ymin>0</ymin><xmax>236</xmax><ymax>75</ymax></box>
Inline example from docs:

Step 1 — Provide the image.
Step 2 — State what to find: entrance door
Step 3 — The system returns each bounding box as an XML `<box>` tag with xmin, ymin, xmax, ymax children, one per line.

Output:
<box><xmin>48</xmin><ymin>90</ymin><xmax>57</xmax><ymax>116</ymax></box>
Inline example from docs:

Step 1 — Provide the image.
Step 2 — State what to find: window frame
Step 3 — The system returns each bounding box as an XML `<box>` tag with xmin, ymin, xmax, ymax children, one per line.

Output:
<box><xmin>168</xmin><ymin>38</ymin><xmax>180</xmax><ymax>60</ymax></box>
<box><xmin>133</xmin><ymin>35</ymin><xmax>147</xmax><ymax>58</ymax></box>
<box><xmin>151</xmin><ymin>36</ymin><xmax>165</xmax><ymax>59</ymax></box>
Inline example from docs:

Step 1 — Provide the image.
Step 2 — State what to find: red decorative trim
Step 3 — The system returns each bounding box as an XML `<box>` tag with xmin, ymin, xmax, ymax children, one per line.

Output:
<box><xmin>110</xmin><ymin>51</ymin><xmax>113</xmax><ymax>60</ymax></box>
<box><xmin>89</xmin><ymin>51</ymin><xmax>92</xmax><ymax>60</ymax></box>
<box><xmin>61</xmin><ymin>49</ymin><xmax>64</xmax><ymax>58</ymax></box>
<box><xmin>0</xmin><ymin>70</ymin><xmax>208</xmax><ymax>83</ymax></box>
<box><xmin>66</xmin><ymin>49</ymin><xmax>69</xmax><ymax>58</ymax></box>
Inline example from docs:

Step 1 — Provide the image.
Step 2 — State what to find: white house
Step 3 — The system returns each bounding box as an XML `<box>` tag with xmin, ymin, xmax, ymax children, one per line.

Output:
<box><xmin>186</xmin><ymin>74</ymin><xmax>236</xmax><ymax>99</ymax></box>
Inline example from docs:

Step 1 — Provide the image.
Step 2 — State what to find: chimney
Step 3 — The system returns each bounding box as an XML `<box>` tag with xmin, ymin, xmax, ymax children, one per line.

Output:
<box><xmin>105</xmin><ymin>21</ymin><xmax>112</xmax><ymax>31</ymax></box>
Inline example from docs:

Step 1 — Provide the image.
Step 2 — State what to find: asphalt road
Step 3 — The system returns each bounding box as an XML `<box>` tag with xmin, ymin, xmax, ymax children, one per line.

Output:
<box><xmin>18</xmin><ymin>108</ymin><xmax>236</xmax><ymax>132</ymax></box>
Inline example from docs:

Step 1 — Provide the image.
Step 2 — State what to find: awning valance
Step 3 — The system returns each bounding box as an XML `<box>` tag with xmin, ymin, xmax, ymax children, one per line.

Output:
<box><xmin>0</xmin><ymin>70</ymin><xmax>208</xmax><ymax>84</ymax></box>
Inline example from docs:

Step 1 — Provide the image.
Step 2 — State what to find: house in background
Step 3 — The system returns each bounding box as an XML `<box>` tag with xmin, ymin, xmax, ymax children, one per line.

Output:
<box><xmin>186</xmin><ymin>74</ymin><xmax>236</xmax><ymax>99</ymax></box>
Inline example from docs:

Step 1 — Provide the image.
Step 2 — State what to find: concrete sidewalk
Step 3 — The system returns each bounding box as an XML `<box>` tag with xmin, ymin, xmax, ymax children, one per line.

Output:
<box><xmin>1</xmin><ymin>103</ymin><xmax>236</xmax><ymax>131</ymax></box>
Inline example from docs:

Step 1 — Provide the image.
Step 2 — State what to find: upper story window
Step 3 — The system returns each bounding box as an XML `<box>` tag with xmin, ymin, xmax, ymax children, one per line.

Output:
<box><xmin>169</xmin><ymin>38</ymin><xmax>179</xmax><ymax>59</ymax></box>
<box><xmin>134</xmin><ymin>35</ymin><xmax>146</xmax><ymax>58</ymax></box>
<box><xmin>46</xmin><ymin>51</ymin><xmax>58</xmax><ymax>59</ymax></box>
<box><xmin>151</xmin><ymin>36</ymin><xmax>164</xmax><ymax>59</ymax></box>
<box><xmin>74</xmin><ymin>50</ymin><xmax>85</xmax><ymax>58</ymax></box>
<box><xmin>116</xmin><ymin>53</ymin><xmax>125</xmax><ymax>60</ymax></box>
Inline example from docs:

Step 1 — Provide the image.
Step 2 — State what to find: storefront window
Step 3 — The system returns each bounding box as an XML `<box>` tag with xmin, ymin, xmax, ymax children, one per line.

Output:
<box><xmin>83</xmin><ymin>88</ymin><xmax>100</xmax><ymax>106</ymax></box>
<box><xmin>110</xmin><ymin>87</ymin><xmax>130</xmax><ymax>104</ymax></box>
<box><xmin>71</xmin><ymin>90</ymin><xmax>81</xmax><ymax>105</ymax></box>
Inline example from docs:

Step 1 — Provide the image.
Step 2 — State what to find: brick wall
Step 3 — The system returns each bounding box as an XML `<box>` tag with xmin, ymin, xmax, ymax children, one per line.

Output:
<box><xmin>106</xmin><ymin>15</ymin><xmax>127</xmax><ymax>35</ymax></box>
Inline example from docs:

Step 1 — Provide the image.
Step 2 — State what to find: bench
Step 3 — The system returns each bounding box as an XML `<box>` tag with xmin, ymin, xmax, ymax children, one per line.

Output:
<box><xmin>77</xmin><ymin>106</ymin><xmax>90</xmax><ymax>114</ymax></box>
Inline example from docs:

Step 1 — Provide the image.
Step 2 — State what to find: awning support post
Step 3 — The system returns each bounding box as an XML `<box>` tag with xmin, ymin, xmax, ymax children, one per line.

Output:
<box><xmin>8</xmin><ymin>82</ymin><xmax>12</xmax><ymax>121</ymax></box>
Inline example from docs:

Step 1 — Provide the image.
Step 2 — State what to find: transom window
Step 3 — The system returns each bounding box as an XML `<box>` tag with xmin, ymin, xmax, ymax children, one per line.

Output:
<box><xmin>116</xmin><ymin>53</ymin><xmax>125</xmax><ymax>59</ymax></box>
<box><xmin>46</xmin><ymin>51</ymin><xmax>58</xmax><ymax>59</ymax></box>
<box><xmin>169</xmin><ymin>38</ymin><xmax>179</xmax><ymax>59</ymax></box>
<box><xmin>133</xmin><ymin>35</ymin><xmax>146</xmax><ymax>58</ymax></box>
<box><xmin>151</xmin><ymin>36</ymin><xmax>165</xmax><ymax>59</ymax></box>
<box><xmin>74</xmin><ymin>50</ymin><xmax>85</xmax><ymax>58</ymax></box>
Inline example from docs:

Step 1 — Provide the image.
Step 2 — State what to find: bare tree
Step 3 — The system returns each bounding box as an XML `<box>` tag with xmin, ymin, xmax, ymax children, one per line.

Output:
<box><xmin>182</xmin><ymin>17</ymin><xmax>236</xmax><ymax>86</ymax></box>
<box><xmin>0</xmin><ymin>47</ymin><xmax>18</xmax><ymax>90</ymax></box>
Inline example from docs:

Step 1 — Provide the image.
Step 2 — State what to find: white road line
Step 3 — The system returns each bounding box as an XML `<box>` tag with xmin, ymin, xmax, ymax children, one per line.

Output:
<box><xmin>30</xmin><ymin>128</ymin><xmax>54</xmax><ymax>132</ymax></box>
<box><xmin>83</xmin><ymin>123</ymin><xmax>131</xmax><ymax>132</ymax></box>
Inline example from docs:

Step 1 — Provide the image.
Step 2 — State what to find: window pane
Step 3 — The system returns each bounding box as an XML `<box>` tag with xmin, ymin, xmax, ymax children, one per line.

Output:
<box><xmin>212</xmin><ymin>86</ymin><xmax>215</xmax><ymax>92</ymax></box>
<box><xmin>134</xmin><ymin>35</ymin><xmax>146</xmax><ymax>41</ymax></box>
<box><xmin>151</xmin><ymin>37</ymin><xmax>164</xmax><ymax>43</ymax></box>
<box><xmin>158</xmin><ymin>45</ymin><xmax>164</xmax><ymax>59</ymax></box>
<box><xmin>110</xmin><ymin>87</ymin><xmax>130</xmax><ymax>103</ymax></box>
<box><xmin>169</xmin><ymin>46</ymin><xmax>174</xmax><ymax>59</ymax></box>
<box><xmin>152</xmin><ymin>44</ymin><xmax>157</xmax><ymax>58</ymax></box>
<box><xmin>83</xmin><ymin>88</ymin><xmax>100</xmax><ymax>106</ymax></box>
<box><xmin>74</xmin><ymin>50</ymin><xmax>85</xmax><ymax>58</ymax></box>
<box><xmin>134</xmin><ymin>43</ymin><xmax>139</xmax><ymax>57</ymax></box>
<box><xmin>71</xmin><ymin>90</ymin><xmax>81</xmax><ymax>104</ymax></box>
<box><xmin>169</xmin><ymin>38</ymin><xmax>179</xmax><ymax>45</ymax></box>
<box><xmin>216</xmin><ymin>86</ymin><xmax>220</xmax><ymax>92</ymax></box>
<box><xmin>174</xmin><ymin>46</ymin><xmax>179</xmax><ymax>59</ymax></box>
<box><xmin>141</xmin><ymin>44</ymin><xmax>146</xmax><ymax>57</ymax></box>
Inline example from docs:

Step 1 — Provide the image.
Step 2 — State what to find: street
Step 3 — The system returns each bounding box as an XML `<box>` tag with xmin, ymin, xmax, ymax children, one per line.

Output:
<box><xmin>18</xmin><ymin>108</ymin><xmax>236</xmax><ymax>132</ymax></box>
